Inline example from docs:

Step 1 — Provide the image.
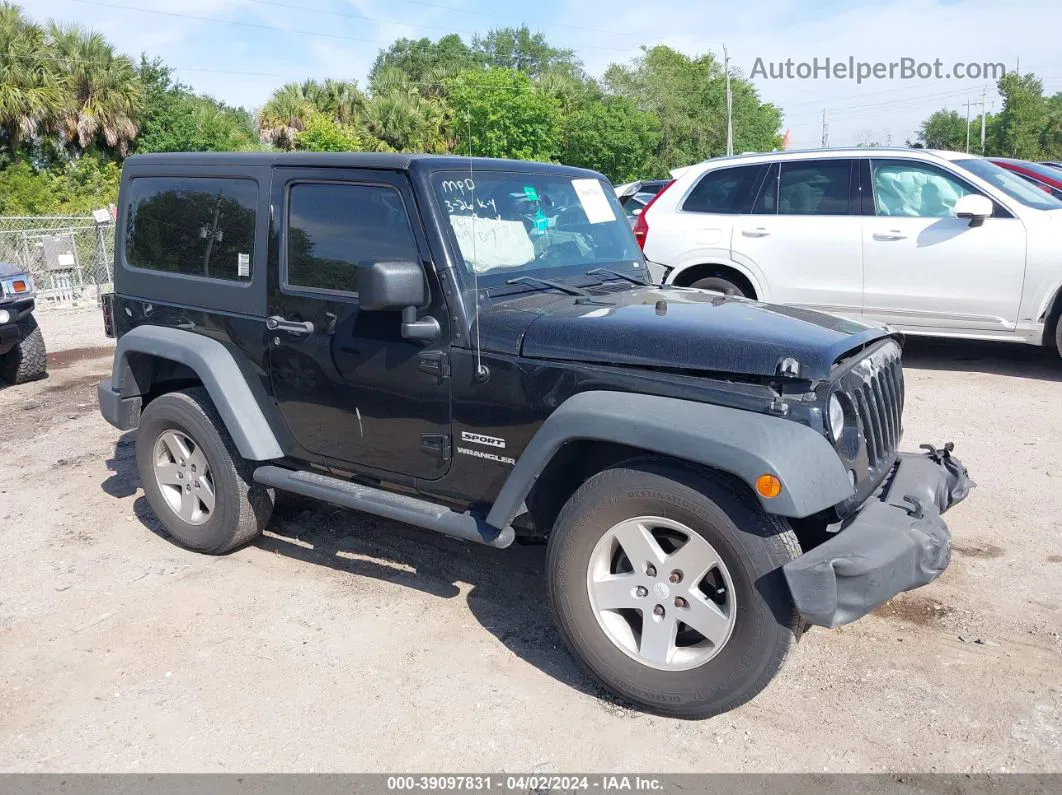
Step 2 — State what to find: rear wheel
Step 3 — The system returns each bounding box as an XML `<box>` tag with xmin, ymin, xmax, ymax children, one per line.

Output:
<box><xmin>546</xmin><ymin>461</ymin><xmax>801</xmax><ymax>719</ymax></box>
<box><xmin>0</xmin><ymin>313</ymin><xmax>47</xmax><ymax>384</ymax></box>
<box><xmin>136</xmin><ymin>388</ymin><xmax>273</xmax><ymax>554</ymax></box>
<box><xmin>1054</xmin><ymin>313</ymin><xmax>1062</xmax><ymax>359</ymax></box>
<box><xmin>690</xmin><ymin>275</ymin><xmax>748</xmax><ymax>298</ymax></box>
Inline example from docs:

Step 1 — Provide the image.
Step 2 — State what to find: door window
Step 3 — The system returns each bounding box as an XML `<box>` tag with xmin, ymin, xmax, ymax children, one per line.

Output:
<box><xmin>871</xmin><ymin>160</ymin><xmax>977</xmax><ymax>217</ymax></box>
<box><xmin>285</xmin><ymin>182</ymin><xmax>419</xmax><ymax>295</ymax></box>
<box><xmin>777</xmin><ymin>160</ymin><xmax>852</xmax><ymax>215</ymax></box>
<box><xmin>682</xmin><ymin>165</ymin><xmax>763</xmax><ymax>213</ymax></box>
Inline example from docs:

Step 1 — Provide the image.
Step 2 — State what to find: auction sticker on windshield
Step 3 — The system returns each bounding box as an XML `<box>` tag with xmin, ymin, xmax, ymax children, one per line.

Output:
<box><xmin>571</xmin><ymin>178</ymin><xmax>616</xmax><ymax>224</ymax></box>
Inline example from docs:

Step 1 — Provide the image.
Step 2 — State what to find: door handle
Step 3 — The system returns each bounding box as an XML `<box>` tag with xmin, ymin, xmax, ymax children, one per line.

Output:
<box><xmin>266</xmin><ymin>316</ymin><xmax>315</xmax><ymax>335</ymax></box>
<box><xmin>873</xmin><ymin>230</ymin><xmax>907</xmax><ymax>241</ymax></box>
<box><xmin>742</xmin><ymin>228</ymin><xmax>770</xmax><ymax>237</ymax></box>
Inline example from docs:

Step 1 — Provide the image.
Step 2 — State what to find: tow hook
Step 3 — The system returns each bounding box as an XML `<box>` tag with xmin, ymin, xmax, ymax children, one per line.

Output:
<box><xmin>920</xmin><ymin>441</ymin><xmax>955</xmax><ymax>462</ymax></box>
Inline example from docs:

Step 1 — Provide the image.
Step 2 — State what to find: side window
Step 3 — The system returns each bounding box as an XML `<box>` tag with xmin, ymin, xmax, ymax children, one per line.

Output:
<box><xmin>125</xmin><ymin>176</ymin><xmax>257</xmax><ymax>280</ymax></box>
<box><xmin>682</xmin><ymin>165</ymin><xmax>763</xmax><ymax>214</ymax></box>
<box><xmin>778</xmin><ymin>160</ymin><xmax>852</xmax><ymax>215</ymax></box>
<box><xmin>285</xmin><ymin>182</ymin><xmax>419</xmax><ymax>295</ymax></box>
<box><xmin>871</xmin><ymin>160</ymin><xmax>976</xmax><ymax>218</ymax></box>
<box><xmin>751</xmin><ymin>163</ymin><xmax>778</xmax><ymax>214</ymax></box>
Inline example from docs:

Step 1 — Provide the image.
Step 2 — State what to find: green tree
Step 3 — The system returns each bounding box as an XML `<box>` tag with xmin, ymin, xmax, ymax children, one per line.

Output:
<box><xmin>295</xmin><ymin>111</ymin><xmax>362</xmax><ymax>152</ymax></box>
<box><xmin>0</xmin><ymin>151</ymin><xmax>120</xmax><ymax>214</ymax></box>
<box><xmin>134</xmin><ymin>57</ymin><xmax>258</xmax><ymax>154</ymax></box>
<box><xmin>446</xmin><ymin>68</ymin><xmax>560</xmax><ymax>161</ymax></box>
<box><xmin>560</xmin><ymin>97</ymin><xmax>659</xmax><ymax>182</ymax></box>
<box><xmin>49</xmin><ymin>22</ymin><xmax>143</xmax><ymax>157</ymax></box>
<box><xmin>472</xmin><ymin>26</ymin><xmax>580</xmax><ymax>78</ymax></box>
<box><xmin>917</xmin><ymin>110</ymin><xmax>969</xmax><ymax>150</ymax></box>
<box><xmin>0</xmin><ymin>3</ymin><xmax>64</xmax><ymax>161</ymax></box>
<box><xmin>995</xmin><ymin>72</ymin><xmax>1047</xmax><ymax>160</ymax></box>
<box><xmin>606</xmin><ymin>46</ymin><xmax>781</xmax><ymax>176</ymax></box>
<box><xmin>369</xmin><ymin>35</ymin><xmax>479</xmax><ymax>90</ymax></box>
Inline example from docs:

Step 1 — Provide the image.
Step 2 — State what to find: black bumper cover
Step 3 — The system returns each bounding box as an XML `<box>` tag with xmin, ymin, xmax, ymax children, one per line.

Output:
<box><xmin>783</xmin><ymin>444</ymin><xmax>973</xmax><ymax>628</ymax></box>
<box><xmin>97</xmin><ymin>378</ymin><xmax>142</xmax><ymax>431</ymax></box>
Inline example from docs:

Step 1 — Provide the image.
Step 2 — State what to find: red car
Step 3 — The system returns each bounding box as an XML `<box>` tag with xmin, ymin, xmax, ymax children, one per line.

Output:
<box><xmin>988</xmin><ymin>158</ymin><xmax>1062</xmax><ymax>200</ymax></box>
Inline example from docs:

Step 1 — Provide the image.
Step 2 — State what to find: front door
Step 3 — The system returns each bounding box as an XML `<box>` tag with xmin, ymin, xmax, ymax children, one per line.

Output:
<box><xmin>267</xmin><ymin>167</ymin><xmax>451</xmax><ymax>480</ymax></box>
<box><xmin>861</xmin><ymin>158</ymin><xmax>1026</xmax><ymax>333</ymax></box>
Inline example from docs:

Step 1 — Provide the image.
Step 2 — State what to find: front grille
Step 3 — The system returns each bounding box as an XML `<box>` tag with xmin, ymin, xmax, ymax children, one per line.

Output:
<box><xmin>851</xmin><ymin>354</ymin><xmax>904</xmax><ymax>468</ymax></box>
<box><xmin>835</xmin><ymin>340</ymin><xmax>904</xmax><ymax>483</ymax></box>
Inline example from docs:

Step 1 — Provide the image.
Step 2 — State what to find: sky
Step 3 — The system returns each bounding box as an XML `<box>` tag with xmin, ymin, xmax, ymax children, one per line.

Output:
<box><xmin>26</xmin><ymin>0</ymin><xmax>1062</xmax><ymax>153</ymax></box>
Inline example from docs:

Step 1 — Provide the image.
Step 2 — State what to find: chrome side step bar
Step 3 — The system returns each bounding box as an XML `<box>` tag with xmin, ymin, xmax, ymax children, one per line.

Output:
<box><xmin>253</xmin><ymin>466</ymin><xmax>514</xmax><ymax>549</ymax></box>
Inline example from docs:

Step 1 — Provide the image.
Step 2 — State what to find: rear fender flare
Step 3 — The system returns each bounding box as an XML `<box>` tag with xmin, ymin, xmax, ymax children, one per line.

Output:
<box><xmin>111</xmin><ymin>325</ymin><xmax>283</xmax><ymax>461</ymax></box>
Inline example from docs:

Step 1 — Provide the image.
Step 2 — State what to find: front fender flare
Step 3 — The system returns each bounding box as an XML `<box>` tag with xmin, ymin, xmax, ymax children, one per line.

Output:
<box><xmin>485</xmin><ymin>391</ymin><xmax>852</xmax><ymax>529</ymax></box>
<box><xmin>109</xmin><ymin>325</ymin><xmax>284</xmax><ymax>461</ymax></box>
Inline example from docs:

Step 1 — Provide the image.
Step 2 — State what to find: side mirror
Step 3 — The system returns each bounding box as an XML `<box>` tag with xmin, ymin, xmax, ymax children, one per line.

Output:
<box><xmin>358</xmin><ymin>260</ymin><xmax>439</xmax><ymax>342</ymax></box>
<box><xmin>953</xmin><ymin>194</ymin><xmax>993</xmax><ymax>228</ymax></box>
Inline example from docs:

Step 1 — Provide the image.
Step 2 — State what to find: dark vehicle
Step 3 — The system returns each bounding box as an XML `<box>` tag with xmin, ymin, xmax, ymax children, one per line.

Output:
<box><xmin>0</xmin><ymin>263</ymin><xmax>46</xmax><ymax>384</ymax></box>
<box><xmin>616</xmin><ymin>178</ymin><xmax>672</xmax><ymax>223</ymax></box>
<box><xmin>97</xmin><ymin>152</ymin><xmax>971</xmax><ymax>719</ymax></box>
<box><xmin>989</xmin><ymin>157</ymin><xmax>1062</xmax><ymax>200</ymax></box>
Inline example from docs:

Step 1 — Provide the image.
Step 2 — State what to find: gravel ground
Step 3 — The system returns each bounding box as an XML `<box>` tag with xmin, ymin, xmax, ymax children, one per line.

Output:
<box><xmin>0</xmin><ymin>307</ymin><xmax>1060</xmax><ymax>773</ymax></box>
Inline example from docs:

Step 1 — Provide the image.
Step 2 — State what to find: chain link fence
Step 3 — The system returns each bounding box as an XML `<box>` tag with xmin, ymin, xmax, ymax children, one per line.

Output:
<box><xmin>0</xmin><ymin>215</ymin><xmax>116</xmax><ymax>309</ymax></box>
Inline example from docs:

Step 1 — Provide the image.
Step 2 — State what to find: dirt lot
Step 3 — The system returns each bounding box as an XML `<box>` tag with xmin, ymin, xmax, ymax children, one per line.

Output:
<box><xmin>1</xmin><ymin>307</ymin><xmax>1060</xmax><ymax>773</ymax></box>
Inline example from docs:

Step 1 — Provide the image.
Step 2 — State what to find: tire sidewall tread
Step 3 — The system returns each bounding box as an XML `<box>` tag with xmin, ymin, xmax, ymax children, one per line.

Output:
<box><xmin>0</xmin><ymin>313</ymin><xmax>47</xmax><ymax>385</ymax></box>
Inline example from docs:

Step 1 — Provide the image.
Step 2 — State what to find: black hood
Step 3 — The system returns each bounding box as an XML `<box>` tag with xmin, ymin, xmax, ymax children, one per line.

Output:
<box><xmin>477</xmin><ymin>286</ymin><xmax>893</xmax><ymax>381</ymax></box>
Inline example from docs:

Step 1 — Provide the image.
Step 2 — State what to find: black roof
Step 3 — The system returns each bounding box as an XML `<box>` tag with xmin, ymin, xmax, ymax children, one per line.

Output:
<box><xmin>123</xmin><ymin>151</ymin><xmax>604</xmax><ymax>179</ymax></box>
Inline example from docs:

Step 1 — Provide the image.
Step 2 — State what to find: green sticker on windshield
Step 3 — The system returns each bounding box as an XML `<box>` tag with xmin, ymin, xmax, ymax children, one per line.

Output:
<box><xmin>523</xmin><ymin>185</ymin><xmax>539</xmax><ymax>202</ymax></box>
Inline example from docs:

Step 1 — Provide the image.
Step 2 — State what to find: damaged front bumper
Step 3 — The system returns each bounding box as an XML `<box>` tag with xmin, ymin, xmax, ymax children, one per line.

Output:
<box><xmin>783</xmin><ymin>444</ymin><xmax>973</xmax><ymax>628</ymax></box>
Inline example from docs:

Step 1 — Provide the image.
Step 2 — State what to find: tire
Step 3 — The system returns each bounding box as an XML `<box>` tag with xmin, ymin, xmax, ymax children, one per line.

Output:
<box><xmin>1054</xmin><ymin>313</ymin><xmax>1062</xmax><ymax>359</ymax></box>
<box><xmin>0</xmin><ymin>313</ymin><xmax>47</xmax><ymax>384</ymax></box>
<box><xmin>546</xmin><ymin>460</ymin><xmax>801</xmax><ymax>719</ymax></box>
<box><xmin>136</xmin><ymin>387</ymin><xmax>273</xmax><ymax>554</ymax></box>
<box><xmin>690</xmin><ymin>275</ymin><xmax>748</xmax><ymax>298</ymax></box>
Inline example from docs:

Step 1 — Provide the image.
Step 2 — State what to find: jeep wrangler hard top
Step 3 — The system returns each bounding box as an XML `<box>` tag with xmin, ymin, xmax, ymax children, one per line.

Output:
<box><xmin>0</xmin><ymin>262</ymin><xmax>46</xmax><ymax>385</ymax></box>
<box><xmin>97</xmin><ymin>152</ymin><xmax>971</xmax><ymax>718</ymax></box>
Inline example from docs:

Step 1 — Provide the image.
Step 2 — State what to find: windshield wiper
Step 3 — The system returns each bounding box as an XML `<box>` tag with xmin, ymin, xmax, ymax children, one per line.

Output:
<box><xmin>504</xmin><ymin>276</ymin><xmax>588</xmax><ymax>296</ymax></box>
<box><xmin>586</xmin><ymin>267</ymin><xmax>647</xmax><ymax>286</ymax></box>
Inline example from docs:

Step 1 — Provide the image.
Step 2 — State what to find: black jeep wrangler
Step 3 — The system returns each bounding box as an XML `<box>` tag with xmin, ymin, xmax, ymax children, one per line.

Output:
<box><xmin>97</xmin><ymin>153</ymin><xmax>971</xmax><ymax>718</ymax></box>
<box><xmin>0</xmin><ymin>262</ymin><xmax>46</xmax><ymax>385</ymax></box>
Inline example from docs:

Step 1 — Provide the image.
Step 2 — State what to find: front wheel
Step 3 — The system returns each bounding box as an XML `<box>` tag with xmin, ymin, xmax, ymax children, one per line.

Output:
<box><xmin>546</xmin><ymin>461</ymin><xmax>801</xmax><ymax>719</ymax></box>
<box><xmin>0</xmin><ymin>313</ymin><xmax>47</xmax><ymax>384</ymax></box>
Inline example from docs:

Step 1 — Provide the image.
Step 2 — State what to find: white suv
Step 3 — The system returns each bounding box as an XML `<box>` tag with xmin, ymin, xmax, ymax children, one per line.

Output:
<box><xmin>638</xmin><ymin>148</ymin><xmax>1062</xmax><ymax>356</ymax></box>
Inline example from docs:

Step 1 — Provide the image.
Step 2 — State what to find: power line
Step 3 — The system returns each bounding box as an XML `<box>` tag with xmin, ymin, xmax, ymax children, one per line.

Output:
<box><xmin>70</xmin><ymin>0</ymin><xmax>646</xmax><ymax>55</ymax></box>
<box><xmin>247</xmin><ymin>0</ymin><xmax>645</xmax><ymax>40</ymax></box>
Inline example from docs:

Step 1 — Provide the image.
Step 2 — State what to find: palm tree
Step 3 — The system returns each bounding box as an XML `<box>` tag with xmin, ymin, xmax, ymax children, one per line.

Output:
<box><xmin>258</xmin><ymin>82</ymin><xmax>316</xmax><ymax>149</ymax></box>
<box><xmin>48</xmin><ymin>22</ymin><xmax>143</xmax><ymax>157</ymax></box>
<box><xmin>318</xmin><ymin>79</ymin><xmax>364</xmax><ymax>126</ymax></box>
<box><xmin>0</xmin><ymin>4</ymin><xmax>64</xmax><ymax>160</ymax></box>
<box><xmin>362</xmin><ymin>68</ymin><xmax>449</xmax><ymax>153</ymax></box>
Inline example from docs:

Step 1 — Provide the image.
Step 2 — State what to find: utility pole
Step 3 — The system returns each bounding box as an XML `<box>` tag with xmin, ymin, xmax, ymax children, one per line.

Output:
<box><xmin>723</xmin><ymin>44</ymin><xmax>733</xmax><ymax>156</ymax></box>
<box><xmin>821</xmin><ymin>108</ymin><xmax>828</xmax><ymax>148</ymax></box>
<box><xmin>980</xmin><ymin>86</ymin><xmax>987</xmax><ymax>153</ymax></box>
<box><xmin>963</xmin><ymin>98</ymin><xmax>973</xmax><ymax>153</ymax></box>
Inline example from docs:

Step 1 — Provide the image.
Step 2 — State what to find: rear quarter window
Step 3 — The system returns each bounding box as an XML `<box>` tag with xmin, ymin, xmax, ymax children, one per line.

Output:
<box><xmin>124</xmin><ymin>176</ymin><xmax>258</xmax><ymax>281</ymax></box>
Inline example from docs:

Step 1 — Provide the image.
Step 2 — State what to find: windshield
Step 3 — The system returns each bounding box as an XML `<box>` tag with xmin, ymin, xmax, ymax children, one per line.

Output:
<box><xmin>954</xmin><ymin>158</ymin><xmax>1062</xmax><ymax>211</ymax></box>
<box><xmin>431</xmin><ymin>170</ymin><xmax>645</xmax><ymax>285</ymax></box>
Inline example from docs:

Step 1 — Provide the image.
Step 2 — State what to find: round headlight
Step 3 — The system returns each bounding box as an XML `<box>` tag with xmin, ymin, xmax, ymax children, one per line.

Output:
<box><xmin>828</xmin><ymin>394</ymin><xmax>845</xmax><ymax>442</ymax></box>
<box><xmin>0</xmin><ymin>309</ymin><xmax>10</xmax><ymax>324</ymax></box>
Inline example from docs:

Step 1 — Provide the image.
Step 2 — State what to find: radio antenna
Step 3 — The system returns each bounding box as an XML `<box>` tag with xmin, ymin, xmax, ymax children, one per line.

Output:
<box><xmin>468</xmin><ymin>118</ymin><xmax>487</xmax><ymax>380</ymax></box>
